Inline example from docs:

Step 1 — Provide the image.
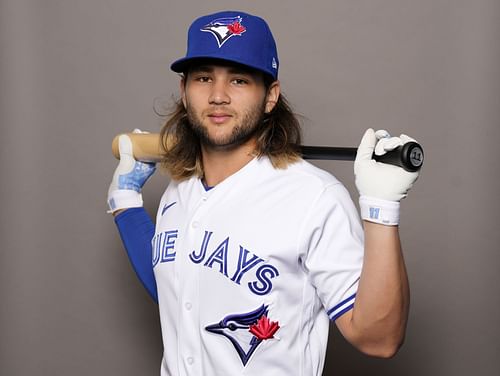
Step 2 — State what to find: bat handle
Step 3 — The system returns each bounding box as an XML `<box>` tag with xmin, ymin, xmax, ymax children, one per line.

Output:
<box><xmin>373</xmin><ymin>141</ymin><xmax>424</xmax><ymax>172</ymax></box>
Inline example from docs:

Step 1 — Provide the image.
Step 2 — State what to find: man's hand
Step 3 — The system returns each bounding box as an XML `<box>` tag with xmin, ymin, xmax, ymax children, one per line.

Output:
<box><xmin>354</xmin><ymin>128</ymin><xmax>420</xmax><ymax>225</ymax></box>
<box><xmin>107</xmin><ymin>129</ymin><xmax>156</xmax><ymax>213</ymax></box>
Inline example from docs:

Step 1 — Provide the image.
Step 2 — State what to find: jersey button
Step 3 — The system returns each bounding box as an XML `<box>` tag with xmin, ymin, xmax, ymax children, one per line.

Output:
<box><xmin>185</xmin><ymin>302</ymin><xmax>192</xmax><ymax>310</ymax></box>
<box><xmin>187</xmin><ymin>357</ymin><xmax>194</xmax><ymax>365</ymax></box>
<box><xmin>192</xmin><ymin>221</ymin><xmax>200</xmax><ymax>228</ymax></box>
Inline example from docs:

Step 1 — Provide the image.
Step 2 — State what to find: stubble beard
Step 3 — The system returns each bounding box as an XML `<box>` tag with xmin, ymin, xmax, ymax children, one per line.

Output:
<box><xmin>186</xmin><ymin>101</ymin><xmax>267</xmax><ymax>150</ymax></box>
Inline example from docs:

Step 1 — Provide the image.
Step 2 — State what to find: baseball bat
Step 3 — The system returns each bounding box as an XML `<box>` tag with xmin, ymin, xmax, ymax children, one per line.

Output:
<box><xmin>112</xmin><ymin>133</ymin><xmax>423</xmax><ymax>172</ymax></box>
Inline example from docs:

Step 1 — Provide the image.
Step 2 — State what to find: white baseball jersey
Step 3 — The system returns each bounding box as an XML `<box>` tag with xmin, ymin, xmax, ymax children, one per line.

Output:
<box><xmin>153</xmin><ymin>156</ymin><xmax>364</xmax><ymax>376</ymax></box>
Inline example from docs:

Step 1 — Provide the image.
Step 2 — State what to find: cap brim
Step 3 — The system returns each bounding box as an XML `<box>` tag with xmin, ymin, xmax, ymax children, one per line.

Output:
<box><xmin>170</xmin><ymin>56</ymin><xmax>277</xmax><ymax>80</ymax></box>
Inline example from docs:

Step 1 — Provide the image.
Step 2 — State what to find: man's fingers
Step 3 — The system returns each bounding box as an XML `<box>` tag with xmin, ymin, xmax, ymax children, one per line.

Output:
<box><xmin>374</xmin><ymin>129</ymin><xmax>390</xmax><ymax>140</ymax></box>
<box><xmin>118</xmin><ymin>134</ymin><xmax>134</xmax><ymax>158</ymax></box>
<box><xmin>356</xmin><ymin>128</ymin><xmax>376</xmax><ymax>162</ymax></box>
<box><xmin>375</xmin><ymin>137</ymin><xmax>403</xmax><ymax>155</ymax></box>
<box><xmin>400</xmin><ymin>134</ymin><xmax>417</xmax><ymax>144</ymax></box>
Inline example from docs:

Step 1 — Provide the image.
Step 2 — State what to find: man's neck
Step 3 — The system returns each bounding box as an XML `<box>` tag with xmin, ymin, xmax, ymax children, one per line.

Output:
<box><xmin>201</xmin><ymin>139</ymin><xmax>258</xmax><ymax>187</ymax></box>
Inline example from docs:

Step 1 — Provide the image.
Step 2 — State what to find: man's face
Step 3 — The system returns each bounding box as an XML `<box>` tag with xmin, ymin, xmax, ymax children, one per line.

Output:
<box><xmin>181</xmin><ymin>64</ymin><xmax>279</xmax><ymax>149</ymax></box>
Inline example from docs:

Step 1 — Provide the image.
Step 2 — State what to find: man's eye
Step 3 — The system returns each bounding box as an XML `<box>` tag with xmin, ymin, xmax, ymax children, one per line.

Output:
<box><xmin>195</xmin><ymin>76</ymin><xmax>211</xmax><ymax>83</ymax></box>
<box><xmin>232</xmin><ymin>78</ymin><xmax>248</xmax><ymax>85</ymax></box>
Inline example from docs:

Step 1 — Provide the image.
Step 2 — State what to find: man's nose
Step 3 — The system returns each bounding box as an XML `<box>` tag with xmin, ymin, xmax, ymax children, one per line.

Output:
<box><xmin>208</xmin><ymin>80</ymin><xmax>230</xmax><ymax>105</ymax></box>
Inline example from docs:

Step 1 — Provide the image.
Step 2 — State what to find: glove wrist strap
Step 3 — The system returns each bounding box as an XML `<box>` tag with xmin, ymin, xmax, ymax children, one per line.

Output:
<box><xmin>107</xmin><ymin>189</ymin><xmax>143</xmax><ymax>213</ymax></box>
<box><xmin>359</xmin><ymin>196</ymin><xmax>400</xmax><ymax>226</ymax></box>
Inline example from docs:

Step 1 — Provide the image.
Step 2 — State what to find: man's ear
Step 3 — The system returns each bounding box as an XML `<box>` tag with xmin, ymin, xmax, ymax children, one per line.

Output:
<box><xmin>265</xmin><ymin>80</ymin><xmax>281</xmax><ymax>113</ymax></box>
<box><xmin>180</xmin><ymin>77</ymin><xmax>187</xmax><ymax>108</ymax></box>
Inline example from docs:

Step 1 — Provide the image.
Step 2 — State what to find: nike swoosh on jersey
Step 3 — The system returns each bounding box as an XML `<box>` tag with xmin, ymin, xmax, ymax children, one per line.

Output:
<box><xmin>161</xmin><ymin>202</ymin><xmax>177</xmax><ymax>216</ymax></box>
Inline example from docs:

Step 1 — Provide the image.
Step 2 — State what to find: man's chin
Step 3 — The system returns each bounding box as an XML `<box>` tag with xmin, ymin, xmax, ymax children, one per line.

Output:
<box><xmin>200</xmin><ymin>132</ymin><xmax>257</xmax><ymax>151</ymax></box>
<box><xmin>202</xmin><ymin>139</ymin><xmax>247</xmax><ymax>150</ymax></box>
<box><xmin>189</xmin><ymin>117</ymin><xmax>262</xmax><ymax>150</ymax></box>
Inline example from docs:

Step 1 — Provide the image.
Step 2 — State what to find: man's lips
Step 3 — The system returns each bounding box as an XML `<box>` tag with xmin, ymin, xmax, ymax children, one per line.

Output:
<box><xmin>207</xmin><ymin>113</ymin><xmax>233</xmax><ymax>124</ymax></box>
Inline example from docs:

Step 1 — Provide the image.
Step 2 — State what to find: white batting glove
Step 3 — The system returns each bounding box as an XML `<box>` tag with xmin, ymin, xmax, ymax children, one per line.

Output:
<box><xmin>354</xmin><ymin>128</ymin><xmax>419</xmax><ymax>225</ymax></box>
<box><xmin>107</xmin><ymin>129</ymin><xmax>156</xmax><ymax>213</ymax></box>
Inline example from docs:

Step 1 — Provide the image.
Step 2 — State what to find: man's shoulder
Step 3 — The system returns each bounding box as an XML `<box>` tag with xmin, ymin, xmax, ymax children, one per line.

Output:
<box><xmin>259</xmin><ymin>156</ymin><xmax>342</xmax><ymax>189</ymax></box>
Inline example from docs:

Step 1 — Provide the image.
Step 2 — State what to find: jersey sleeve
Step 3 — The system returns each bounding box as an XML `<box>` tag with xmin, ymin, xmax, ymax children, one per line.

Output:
<box><xmin>114</xmin><ymin>207</ymin><xmax>158</xmax><ymax>303</ymax></box>
<box><xmin>299</xmin><ymin>183</ymin><xmax>364</xmax><ymax>321</ymax></box>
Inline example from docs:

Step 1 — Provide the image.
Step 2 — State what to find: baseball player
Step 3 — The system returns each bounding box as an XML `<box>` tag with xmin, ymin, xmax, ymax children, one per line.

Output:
<box><xmin>108</xmin><ymin>10</ymin><xmax>420</xmax><ymax>376</ymax></box>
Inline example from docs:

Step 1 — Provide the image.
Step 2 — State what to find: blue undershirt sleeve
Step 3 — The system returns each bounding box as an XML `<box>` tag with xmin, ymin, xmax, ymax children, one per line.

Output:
<box><xmin>114</xmin><ymin>207</ymin><xmax>158</xmax><ymax>303</ymax></box>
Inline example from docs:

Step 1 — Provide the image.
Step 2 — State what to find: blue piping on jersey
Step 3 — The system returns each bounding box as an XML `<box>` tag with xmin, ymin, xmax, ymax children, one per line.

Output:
<box><xmin>330</xmin><ymin>303</ymin><xmax>355</xmax><ymax>321</ymax></box>
<box><xmin>327</xmin><ymin>293</ymin><xmax>356</xmax><ymax>320</ymax></box>
<box><xmin>201</xmin><ymin>179</ymin><xmax>214</xmax><ymax>191</ymax></box>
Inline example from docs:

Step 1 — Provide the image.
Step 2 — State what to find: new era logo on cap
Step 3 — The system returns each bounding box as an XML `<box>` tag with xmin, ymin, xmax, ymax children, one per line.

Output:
<box><xmin>201</xmin><ymin>16</ymin><xmax>247</xmax><ymax>48</ymax></box>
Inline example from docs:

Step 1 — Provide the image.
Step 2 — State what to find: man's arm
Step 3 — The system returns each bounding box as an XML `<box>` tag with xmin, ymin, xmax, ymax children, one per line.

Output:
<box><xmin>336</xmin><ymin>222</ymin><xmax>409</xmax><ymax>357</ymax></box>
<box><xmin>107</xmin><ymin>131</ymin><xmax>158</xmax><ymax>300</ymax></box>
<box><xmin>335</xmin><ymin>128</ymin><xmax>419</xmax><ymax>357</ymax></box>
<box><xmin>114</xmin><ymin>208</ymin><xmax>158</xmax><ymax>302</ymax></box>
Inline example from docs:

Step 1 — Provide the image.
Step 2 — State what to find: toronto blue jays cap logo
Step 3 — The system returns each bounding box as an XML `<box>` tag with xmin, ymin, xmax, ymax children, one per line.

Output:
<box><xmin>200</xmin><ymin>16</ymin><xmax>247</xmax><ymax>48</ymax></box>
<box><xmin>205</xmin><ymin>304</ymin><xmax>280</xmax><ymax>366</ymax></box>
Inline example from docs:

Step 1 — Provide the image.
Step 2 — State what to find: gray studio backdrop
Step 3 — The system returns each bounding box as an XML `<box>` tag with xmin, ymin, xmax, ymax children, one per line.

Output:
<box><xmin>1</xmin><ymin>0</ymin><xmax>499</xmax><ymax>375</ymax></box>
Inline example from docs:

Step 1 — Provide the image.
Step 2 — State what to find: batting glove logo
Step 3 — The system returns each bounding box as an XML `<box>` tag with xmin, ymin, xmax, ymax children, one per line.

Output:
<box><xmin>369</xmin><ymin>207</ymin><xmax>381</xmax><ymax>220</ymax></box>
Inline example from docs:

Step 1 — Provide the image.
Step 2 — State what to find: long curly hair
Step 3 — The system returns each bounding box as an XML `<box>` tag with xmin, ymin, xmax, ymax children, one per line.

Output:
<box><xmin>159</xmin><ymin>75</ymin><xmax>302</xmax><ymax>181</ymax></box>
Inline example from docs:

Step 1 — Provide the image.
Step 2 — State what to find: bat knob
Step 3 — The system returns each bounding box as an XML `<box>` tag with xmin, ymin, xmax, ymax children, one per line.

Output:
<box><xmin>373</xmin><ymin>142</ymin><xmax>424</xmax><ymax>172</ymax></box>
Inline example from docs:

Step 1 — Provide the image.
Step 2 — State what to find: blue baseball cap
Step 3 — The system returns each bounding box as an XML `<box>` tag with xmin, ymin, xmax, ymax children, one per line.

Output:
<box><xmin>170</xmin><ymin>11</ymin><xmax>279</xmax><ymax>80</ymax></box>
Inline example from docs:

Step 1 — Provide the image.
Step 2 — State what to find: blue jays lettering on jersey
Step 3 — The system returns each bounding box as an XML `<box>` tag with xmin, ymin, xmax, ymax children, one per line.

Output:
<box><xmin>152</xmin><ymin>157</ymin><xmax>364</xmax><ymax>375</ymax></box>
<box><xmin>152</xmin><ymin>230</ymin><xmax>177</xmax><ymax>265</ymax></box>
<box><xmin>153</xmin><ymin>228</ymin><xmax>280</xmax><ymax>296</ymax></box>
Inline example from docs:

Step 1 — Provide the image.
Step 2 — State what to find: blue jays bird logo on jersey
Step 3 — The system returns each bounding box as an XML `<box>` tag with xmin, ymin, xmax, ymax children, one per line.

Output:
<box><xmin>205</xmin><ymin>305</ymin><xmax>280</xmax><ymax>366</ymax></box>
<box><xmin>200</xmin><ymin>16</ymin><xmax>246</xmax><ymax>48</ymax></box>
